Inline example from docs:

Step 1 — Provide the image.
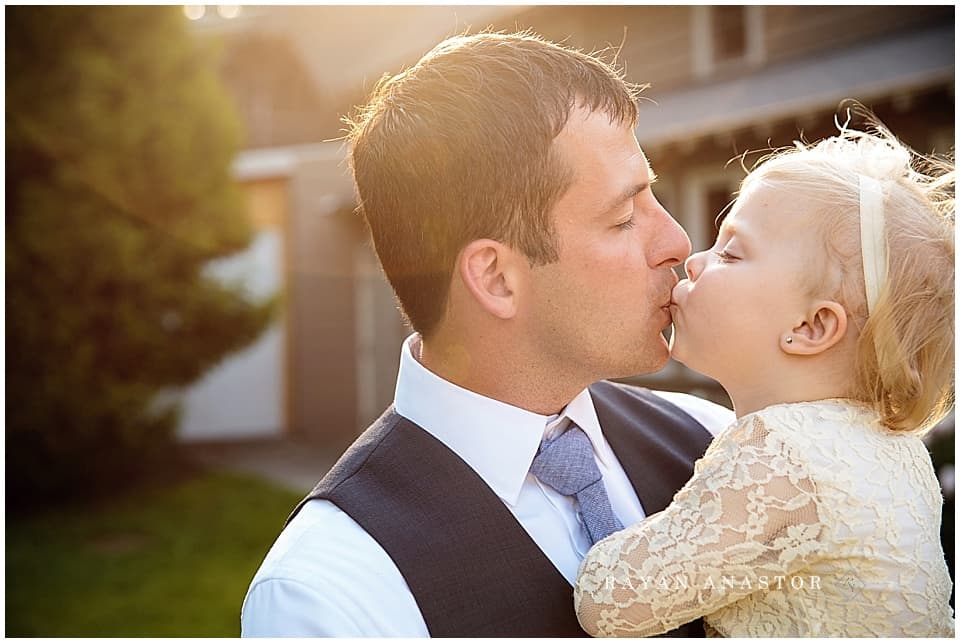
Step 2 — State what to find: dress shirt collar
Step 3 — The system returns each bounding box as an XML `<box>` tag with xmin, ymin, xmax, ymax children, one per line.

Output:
<box><xmin>558</xmin><ymin>387</ymin><xmax>612</xmax><ymax>469</ymax></box>
<box><xmin>394</xmin><ymin>334</ymin><xmax>607</xmax><ymax>506</ymax></box>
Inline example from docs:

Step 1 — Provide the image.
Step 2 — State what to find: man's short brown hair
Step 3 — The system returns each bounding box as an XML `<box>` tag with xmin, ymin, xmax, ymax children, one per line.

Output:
<box><xmin>347</xmin><ymin>31</ymin><xmax>642</xmax><ymax>337</ymax></box>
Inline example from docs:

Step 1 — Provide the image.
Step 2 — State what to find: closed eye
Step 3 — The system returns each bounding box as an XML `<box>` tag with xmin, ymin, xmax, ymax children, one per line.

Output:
<box><xmin>616</xmin><ymin>218</ymin><xmax>637</xmax><ymax>230</ymax></box>
<box><xmin>715</xmin><ymin>249</ymin><xmax>739</xmax><ymax>262</ymax></box>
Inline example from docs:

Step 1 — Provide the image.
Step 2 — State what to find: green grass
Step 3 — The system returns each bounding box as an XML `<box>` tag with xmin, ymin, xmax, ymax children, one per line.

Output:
<box><xmin>6</xmin><ymin>470</ymin><xmax>303</xmax><ymax>636</ymax></box>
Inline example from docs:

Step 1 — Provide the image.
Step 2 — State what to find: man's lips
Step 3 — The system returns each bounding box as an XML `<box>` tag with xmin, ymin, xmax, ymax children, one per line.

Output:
<box><xmin>661</xmin><ymin>273</ymin><xmax>681</xmax><ymax>311</ymax></box>
<box><xmin>660</xmin><ymin>293</ymin><xmax>676</xmax><ymax>322</ymax></box>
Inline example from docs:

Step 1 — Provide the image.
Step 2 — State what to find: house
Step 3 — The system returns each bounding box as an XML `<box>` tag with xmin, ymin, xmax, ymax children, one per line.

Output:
<box><xmin>176</xmin><ymin>5</ymin><xmax>955</xmax><ymax>448</ymax></box>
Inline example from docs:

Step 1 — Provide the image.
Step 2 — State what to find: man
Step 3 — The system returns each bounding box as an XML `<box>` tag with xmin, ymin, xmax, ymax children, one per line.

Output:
<box><xmin>241</xmin><ymin>31</ymin><xmax>734</xmax><ymax>637</ymax></box>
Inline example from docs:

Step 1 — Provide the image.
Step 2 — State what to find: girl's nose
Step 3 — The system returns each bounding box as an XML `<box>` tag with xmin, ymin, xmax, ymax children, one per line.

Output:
<box><xmin>684</xmin><ymin>250</ymin><xmax>708</xmax><ymax>281</ymax></box>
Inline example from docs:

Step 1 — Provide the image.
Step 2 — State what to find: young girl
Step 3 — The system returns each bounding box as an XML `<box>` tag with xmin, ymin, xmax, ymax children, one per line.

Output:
<box><xmin>574</xmin><ymin>121</ymin><xmax>955</xmax><ymax>637</ymax></box>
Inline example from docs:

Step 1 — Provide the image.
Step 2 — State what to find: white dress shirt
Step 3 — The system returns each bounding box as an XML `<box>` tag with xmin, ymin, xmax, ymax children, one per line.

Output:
<box><xmin>241</xmin><ymin>334</ymin><xmax>735</xmax><ymax>637</ymax></box>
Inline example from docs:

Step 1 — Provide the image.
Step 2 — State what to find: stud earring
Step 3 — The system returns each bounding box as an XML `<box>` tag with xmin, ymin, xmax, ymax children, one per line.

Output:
<box><xmin>785</xmin><ymin>336</ymin><xmax>793</xmax><ymax>344</ymax></box>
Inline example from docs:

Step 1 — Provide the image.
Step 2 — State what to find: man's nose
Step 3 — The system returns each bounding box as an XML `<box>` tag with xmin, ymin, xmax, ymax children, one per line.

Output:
<box><xmin>652</xmin><ymin>205</ymin><xmax>692</xmax><ymax>268</ymax></box>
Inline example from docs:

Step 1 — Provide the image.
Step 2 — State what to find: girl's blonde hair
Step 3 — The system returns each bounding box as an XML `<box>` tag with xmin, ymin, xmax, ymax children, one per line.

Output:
<box><xmin>742</xmin><ymin>114</ymin><xmax>954</xmax><ymax>433</ymax></box>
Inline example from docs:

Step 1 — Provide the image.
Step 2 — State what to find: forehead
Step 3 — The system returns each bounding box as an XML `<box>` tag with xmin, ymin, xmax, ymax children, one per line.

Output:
<box><xmin>553</xmin><ymin>107</ymin><xmax>650</xmax><ymax>192</ymax></box>
<box><xmin>724</xmin><ymin>181</ymin><xmax>810</xmax><ymax>235</ymax></box>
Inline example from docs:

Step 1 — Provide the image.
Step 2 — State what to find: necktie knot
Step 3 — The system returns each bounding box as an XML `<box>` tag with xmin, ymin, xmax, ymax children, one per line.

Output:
<box><xmin>530</xmin><ymin>426</ymin><xmax>602</xmax><ymax>495</ymax></box>
<box><xmin>529</xmin><ymin>423</ymin><xmax>624</xmax><ymax>545</ymax></box>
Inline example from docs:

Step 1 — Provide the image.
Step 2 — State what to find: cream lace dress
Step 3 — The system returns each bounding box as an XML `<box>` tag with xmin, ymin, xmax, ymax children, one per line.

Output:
<box><xmin>574</xmin><ymin>399</ymin><xmax>955</xmax><ymax>637</ymax></box>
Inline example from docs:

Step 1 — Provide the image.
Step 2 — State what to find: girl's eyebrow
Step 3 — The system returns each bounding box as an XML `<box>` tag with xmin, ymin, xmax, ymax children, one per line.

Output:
<box><xmin>720</xmin><ymin>223</ymin><xmax>754</xmax><ymax>251</ymax></box>
<box><xmin>715</xmin><ymin>220</ymin><xmax>735</xmax><ymax>241</ymax></box>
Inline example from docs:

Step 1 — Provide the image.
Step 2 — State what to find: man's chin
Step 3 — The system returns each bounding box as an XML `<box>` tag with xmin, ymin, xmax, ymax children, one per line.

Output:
<box><xmin>649</xmin><ymin>333</ymin><xmax>673</xmax><ymax>370</ymax></box>
<box><xmin>611</xmin><ymin>340</ymin><xmax>672</xmax><ymax>380</ymax></box>
<box><xmin>641</xmin><ymin>357</ymin><xmax>671</xmax><ymax>378</ymax></box>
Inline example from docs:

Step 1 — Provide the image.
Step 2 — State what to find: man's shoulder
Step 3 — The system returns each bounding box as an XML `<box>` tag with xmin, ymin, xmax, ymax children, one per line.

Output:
<box><xmin>289</xmin><ymin>408</ymin><xmax>405</xmax><ymax>519</ymax></box>
<box><xmin>251</xmin><ymin>499</ymin><xmax>374</xmax><ymax>587</ymax></box>
<box><xmin>242</xmin><ymin>498</ymin><xmax>429</xmax><ymax>636</ymax></box>
<box><xmin>592</xmin><ymin>381</ymin><xmax>734</xmax><ymax>437</ymax></box>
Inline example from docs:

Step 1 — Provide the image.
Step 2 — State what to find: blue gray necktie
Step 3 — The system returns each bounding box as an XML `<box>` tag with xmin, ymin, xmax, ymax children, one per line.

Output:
<box><xmin>530</xmin><ymin>423</ymin><xmax>624</xmax><ymax>545</ymax></box>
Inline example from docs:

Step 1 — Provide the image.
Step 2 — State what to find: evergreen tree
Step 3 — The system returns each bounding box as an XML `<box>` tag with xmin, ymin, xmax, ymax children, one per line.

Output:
<box><xmin>6</xmin><ymin>6</ymin><xmax>274</xmax><ymax>509</ymax></box>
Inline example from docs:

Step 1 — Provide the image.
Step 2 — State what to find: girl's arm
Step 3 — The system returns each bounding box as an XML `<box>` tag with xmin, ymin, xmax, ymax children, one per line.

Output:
<box><xmin>574</xmin><ymin>413</ymin><xmax>829</xmax><ymax>636</ymax></box>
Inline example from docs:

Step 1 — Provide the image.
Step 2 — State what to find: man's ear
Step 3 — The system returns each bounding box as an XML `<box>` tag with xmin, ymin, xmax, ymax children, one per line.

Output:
<box><xmin>457</xmin><ymin>239</ymin><xmax>519</xmax><ymax>320</ymax></box>
<box><xmin>781</xmin><ymin>301</ymin><xmax>848</xmax><ymax>355</ymax></box>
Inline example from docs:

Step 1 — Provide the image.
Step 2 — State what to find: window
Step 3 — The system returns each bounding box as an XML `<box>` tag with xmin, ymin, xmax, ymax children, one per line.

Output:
<box><xmin>712</xmin><ymin>6</ymin><xmax>747</xmax><ymax>62</ymax></box>
<box><xmin>693</xmin><ymin>6</ymin><xmax>764</xmax><ymax>78</ymax></box>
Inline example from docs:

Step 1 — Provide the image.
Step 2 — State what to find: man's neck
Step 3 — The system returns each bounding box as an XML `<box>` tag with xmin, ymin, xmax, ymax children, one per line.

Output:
<box><xmin>417</xmin><ymin>334</ymin><xmax>583</xmax><ymax>416</ymax></box>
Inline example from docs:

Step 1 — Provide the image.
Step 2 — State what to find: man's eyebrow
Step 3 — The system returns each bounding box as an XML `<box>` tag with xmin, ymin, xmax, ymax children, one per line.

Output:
<box><xmin>600</xmin><ymin>176</ymin><xmax>656</xmax><ymax>217</ymax></box>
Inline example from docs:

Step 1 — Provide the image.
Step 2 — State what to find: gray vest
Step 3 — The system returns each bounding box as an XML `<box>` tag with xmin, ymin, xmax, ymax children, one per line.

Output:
<box><xmin>288</xmin><ymin>381</ymin><xmax>715</xmax><ymax>637</ymax></box>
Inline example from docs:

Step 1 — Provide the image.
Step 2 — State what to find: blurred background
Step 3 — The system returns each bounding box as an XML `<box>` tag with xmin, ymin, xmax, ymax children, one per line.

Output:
<box><xmin>6</xmin><ymin>4</ymin><xmax>954</xmax><ymax>636</ymax></box>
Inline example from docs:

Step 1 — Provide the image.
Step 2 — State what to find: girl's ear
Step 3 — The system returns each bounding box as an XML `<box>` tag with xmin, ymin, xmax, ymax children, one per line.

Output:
<box><xmin>457</xmin><ymin>238</ymin><xmax>520</xmax><ymax>320</ymax></box>
<box><xmin>781</xmin><ymin>300</ymin><xmax>848</xmax><ymax>355</ymax></box>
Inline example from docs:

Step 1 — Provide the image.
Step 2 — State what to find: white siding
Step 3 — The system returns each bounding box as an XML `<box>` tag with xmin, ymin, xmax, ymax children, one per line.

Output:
<box><xmin>176</xmin><ymin>230</ymin><xmax>285</xmax><ymax>441</ymax></box>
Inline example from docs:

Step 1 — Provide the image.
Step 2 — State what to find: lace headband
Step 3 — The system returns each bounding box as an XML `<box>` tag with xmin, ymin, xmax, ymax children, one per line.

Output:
<box><xmin>859</xmin><ymin>175</ymin><xmax>887</xmax><ymax>315</ymax></box>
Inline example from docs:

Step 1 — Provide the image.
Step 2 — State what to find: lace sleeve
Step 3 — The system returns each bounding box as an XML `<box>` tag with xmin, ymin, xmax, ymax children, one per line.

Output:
<box><xmin>574</xmin><ymin>413</ymin><xmax>829</xmax><ymax>637</ymax></box>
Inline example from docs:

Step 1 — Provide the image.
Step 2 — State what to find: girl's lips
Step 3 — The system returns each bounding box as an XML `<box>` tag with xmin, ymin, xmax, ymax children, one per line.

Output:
<box><xmin>671</xmin><ymin>279</ymin><xmax>690</xmax><ymax>307</ymax></box>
